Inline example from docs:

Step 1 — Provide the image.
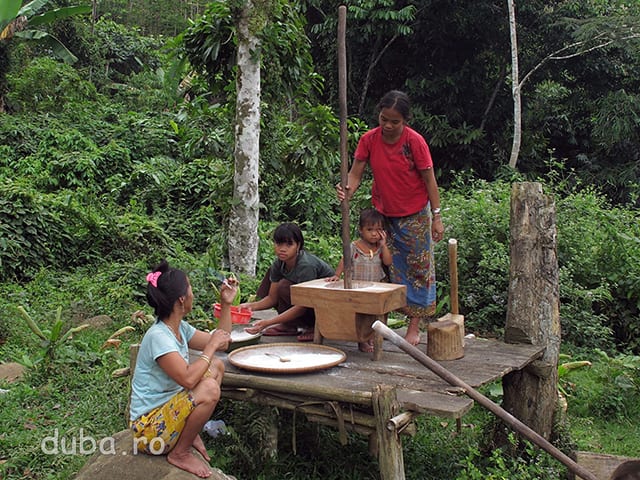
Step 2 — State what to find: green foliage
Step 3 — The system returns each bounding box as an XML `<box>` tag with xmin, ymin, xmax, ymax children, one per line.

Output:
<box><xmin>0</xmin><ymin>176</ymin><xmax>178</xmax><ymax>283</ymax></box>
<box><xmin>436</xmin><ymin>177</ymin><xmax>512</xmax><ymax>336</ymax></box>
<box><xmin>0</xmin><ymin>351</ymin><xmax>130</xmax><ymax>479</ymax></box>
<box><xmin>16</xmin><ymin>305</ymin><xmax>89</xmax><ymax>371</ymax></box>
<box><xmin>556</xmin><ymin>189</ymin><xmax>640</xmax><ymax>352</ymax></box>
<box><xmin>183</xmin><ymin>1</ymin><xmax>236</xmax><ymax>95</ymax></box>
<box><xmin>6</xmin><ymin>57</ymin><xmax>97</xmax><ymax>112</ymax></box>
<box><xmin>97</xmin><ymin>0</ymin><xmax>206</xmax><ymax>36</ymax></box>
<box><xmin>171</xmin><ymin>89</ymin><xmax>234</xmax><ymax>160</ymax></box>
<box><xmin>0</xmin><ymin>179</ymin><xmax>74</xmax><ymax>282</ymax></box>
<box><xmin>436</xmin><ymin>172</ymin><xmax>640</xmax><ymax>353</ymax></box>
<box><xmin>564</xmin><ymin>349</ymin><xmax>640</xmax><ymax>445</ymax></box>
<box><xmin>0</xmin><ymin>0</ymin><xmax>91</xmax><ymax>64</ymax></box>
<box><xmin>87</xmin><ymin>18</ymin><xmax>163</xmax><ymax>81</ymax></box>
<box><xmin>456</xmin><ymin>433</ymin><xmax>564</xmax><ymax>479</ymax></box>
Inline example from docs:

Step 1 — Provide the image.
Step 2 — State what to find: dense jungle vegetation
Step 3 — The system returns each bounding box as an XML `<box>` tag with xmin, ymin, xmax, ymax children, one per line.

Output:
<box><xmin>0</xmin><ymin>1</ymin><xmax>639</xmax><ymax>478</ymax></box>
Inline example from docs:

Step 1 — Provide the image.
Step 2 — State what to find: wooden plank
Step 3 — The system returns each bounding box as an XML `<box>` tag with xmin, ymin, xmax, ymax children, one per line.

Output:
<box><xmin>222</xmin><ymin>371</ymin><xmax>374</xmax><ymax>405</ymax></box>
<box><xmin>397</xmin><ymin>390</ymin><xmax>473</xmax><ymax>418</ymax></box>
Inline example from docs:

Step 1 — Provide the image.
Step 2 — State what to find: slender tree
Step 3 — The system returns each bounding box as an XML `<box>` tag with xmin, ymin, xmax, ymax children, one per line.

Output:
<box><xmin>228</xmin><ymin>0</ymin><xmax>266</xmax><ymax>275</ymax></box>
<box><xmin>507</xmin><ymin>0</ymin><xmax>521</xmax><ymax>169</ymax></box>
<box><xmin>506</xmin><ymin>0</ymin><xmax>640</xmax><ymax>170</ymax></box>
<box><xmin>184</xmin><ymin>0</ymin><xmax>323</xmax><ymax>274</ymax></box>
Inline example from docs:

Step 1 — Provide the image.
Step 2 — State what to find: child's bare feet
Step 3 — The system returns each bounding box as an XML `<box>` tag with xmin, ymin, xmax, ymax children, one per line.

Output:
<box><xmin>167</xmin><ymin>449</ymin><xmax>212</xmax><ymax>478</ymax></box>
<box><xmin>192</xmin><ymin>434</ymin><xmax>210</xmax><ymax>461</ymax></box>
<box><xmin>358</xmin><ymin>340</ymin><xmax>374</xmax><ymax>353</ymax></box>
<box><xmin>404</xmin><ymin>319</ymin><xmax>421</xmax><ymax>346</ymax></box>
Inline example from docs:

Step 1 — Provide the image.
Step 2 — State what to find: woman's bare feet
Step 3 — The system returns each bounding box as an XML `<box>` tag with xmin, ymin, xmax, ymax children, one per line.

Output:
<box><xmin>404</xmin><ymin>318</ymin><xmax>421</xmax><ymax>346</ymax></box>
<box><xmin>192</xmin><ymin>434</ymin><xmax>210</xmax><ymax>461</ymax></box>
<box><xmin>358</xmin><ymin>340</ymin><xmax>374</xmax><ymax>353</ymax></box>
<box><xmin>167</xmin><ymin>449</ymin><xmax>212</xmax><ymax>478</ymax></box>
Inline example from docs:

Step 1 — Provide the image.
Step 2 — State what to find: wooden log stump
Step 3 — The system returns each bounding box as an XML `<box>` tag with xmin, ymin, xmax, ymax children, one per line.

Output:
<box><xmin>502</xmin><ymin>181</ymin><xmax>560</xmax><ymax>441</ymax></box>
<box><xmin>427</xmin><ymin>320</ymin><xmax>464</xmax><ymax>360</ymax></box>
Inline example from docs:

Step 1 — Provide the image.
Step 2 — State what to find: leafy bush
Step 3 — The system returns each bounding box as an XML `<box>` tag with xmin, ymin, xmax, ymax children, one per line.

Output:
<box><xmin>436</xmin><ymin>178</ymin><xmax>512</xmax><ymax>335</ymax></box>
<box><xmin>566</xmin><ymin>350</ymin><xmax>640</xmax><ymax>424</ymax></box>
<box><xmin>437</xmin><ymin>175</ymin><xmax>640</xmax><ymax>354</ymax></box>
<box><xmin>6</xmin><ymin>57</ymin><xmax>98</xmax><ymax>113</ymax></box>
<box><xmin>0</xmin><ymin>179</ymin><xmax>74</xmax><ymax>282</ymax></box>
<box><xmin>78</xmin><ymin>18</ymin><xmax>163</xmax><ymax>83</ymax></box>
<box><xmin>556</xmin><ymin>190</ymin><xmax>640</xmax><ymax>352</ymax></box>
<box><xmin>456</xmin><ymin>433</ymin><xmax>564</xmax><ymax>479</ymax></box>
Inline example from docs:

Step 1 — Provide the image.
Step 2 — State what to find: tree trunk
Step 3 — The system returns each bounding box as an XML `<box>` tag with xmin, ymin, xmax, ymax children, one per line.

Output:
<box><xmin>501</xmin><ymin>182</ymin><xmax>560</xmax><ymax>440</ymax></box>
<box><xmin>507</xmin><ymin>0</ymin><xmax>522</xmax><ymax>169</ymax></box>
<box><xmin>228</xmin><ymin>0</ymin><xmax>261</xmax><ymax>276</ymax></box>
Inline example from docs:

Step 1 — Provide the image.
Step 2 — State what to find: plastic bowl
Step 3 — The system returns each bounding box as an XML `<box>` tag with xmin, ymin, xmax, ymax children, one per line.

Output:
<box><xmin>213</xmin><ymin>304</ymin><xmax>253</xmax><ymax>324</ymax></box>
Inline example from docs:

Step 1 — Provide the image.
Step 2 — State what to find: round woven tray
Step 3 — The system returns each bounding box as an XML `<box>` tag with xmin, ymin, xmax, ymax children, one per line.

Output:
<box><xmin>227</xmin><ymin>342</ymin><xmax>346</xmax><ymax>374</ymax></box>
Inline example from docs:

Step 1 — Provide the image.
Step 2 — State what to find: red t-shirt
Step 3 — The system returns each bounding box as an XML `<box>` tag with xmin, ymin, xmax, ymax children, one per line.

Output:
<box><xmin>354</xmin><ymin>126</ymin><xmax>433</xmax><ymax>217</ymax></box>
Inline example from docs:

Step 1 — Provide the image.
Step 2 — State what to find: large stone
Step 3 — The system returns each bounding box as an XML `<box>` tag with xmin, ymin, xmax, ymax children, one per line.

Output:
<box><xmin>75</xmin><ymin>429</ymin><xmax>236</xmax><ymax>480</ymax></box>
<box><xmin>0</xmin><ymin>362</ymin><xmax>25</xmax><ymax>383</ymax></box>
<box><xmin>84</xmin><ymin>315</ymin><xmax>114</xmax><ymax>329</ymax></box>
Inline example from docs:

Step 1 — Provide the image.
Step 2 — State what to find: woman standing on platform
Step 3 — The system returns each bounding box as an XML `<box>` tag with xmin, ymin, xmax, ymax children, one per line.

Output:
<box><xmin>336</xmin><ymin>90</ymin><xmax>445</xmax><ymax>346</ymax></box>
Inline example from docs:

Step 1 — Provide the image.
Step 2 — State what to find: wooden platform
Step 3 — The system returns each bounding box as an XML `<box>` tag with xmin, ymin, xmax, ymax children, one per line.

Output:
<box><xmin>222</xmin><ymin>333</ymin><xmax>542</xmax><ymax>419</ymax></box>
<box><xmin>219</xmin><ymin>312</ymin><xmax>544</xmax><ymax>479</ymax></box>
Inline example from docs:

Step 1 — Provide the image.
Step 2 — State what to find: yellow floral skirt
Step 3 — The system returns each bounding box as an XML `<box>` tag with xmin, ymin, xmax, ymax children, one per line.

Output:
<box><xmin>130</xmin><ymin>390</ymin><xmax>196</xmax><ymax>454</ymax></box>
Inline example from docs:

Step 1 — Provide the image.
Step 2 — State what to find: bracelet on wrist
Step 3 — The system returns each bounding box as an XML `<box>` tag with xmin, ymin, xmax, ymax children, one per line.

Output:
<box><xmin>199</xmin><ymin>353</ymin><xmax>211</xmax><ymax>366</ymax></box>
<box><xmin>431</xmin><ymin>207</ymin><xmax>441</xmax><ymax>215</ymax></box>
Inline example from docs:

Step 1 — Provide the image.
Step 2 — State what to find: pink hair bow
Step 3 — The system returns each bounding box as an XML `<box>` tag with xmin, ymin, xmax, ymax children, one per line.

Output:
<box><xmin>146</xmin><ymin>271</ymin><xmax>161</xmax><ymax>288</ymax></box>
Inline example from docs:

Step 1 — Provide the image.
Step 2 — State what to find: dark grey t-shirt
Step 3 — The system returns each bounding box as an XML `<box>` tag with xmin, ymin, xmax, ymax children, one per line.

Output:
<box><xmin>269</xmin><ymin>250</ymin><xmax>334</xmax><ymax>284</ymax></box>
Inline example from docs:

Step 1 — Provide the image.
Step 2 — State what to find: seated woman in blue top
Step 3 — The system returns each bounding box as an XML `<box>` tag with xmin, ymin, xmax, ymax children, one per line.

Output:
<box><xmin>242</xmin><ymin>222</ymin><xmax>334</xmax><ymax>342</ymax></box>
<box><xmin>129</xmin><ymin>259</ymin><xmax>236</xmax><ymax>478</ymax></box>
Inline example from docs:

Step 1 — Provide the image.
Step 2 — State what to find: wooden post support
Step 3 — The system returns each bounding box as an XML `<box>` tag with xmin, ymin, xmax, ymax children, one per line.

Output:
<box><xmin>373</xmin><ymin>384</ymin><xmax>405</xmax><ymax>480</ymax></box>
<box><xmin>502</xmin><ymin>182</ymin><xmax>561</xmax><ymax>440</ymax></box>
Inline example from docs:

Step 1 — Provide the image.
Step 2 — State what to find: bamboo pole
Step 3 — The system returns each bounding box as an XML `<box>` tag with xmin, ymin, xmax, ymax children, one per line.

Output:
<box><xmin>338</xmin><ymin>4</ymin><xmax>352</xmax><ymax>288</ymax></box>
<box><xmin>387</xmin><ymin>411</ymin><xmax>418</xmax><ymax>433</ymax></box>
<box><xmin>306</xmin><ymin>414</ymin><xmax>374</xmax><ymax>437</ymax></box>
<box><xmin>222</xmin><ymin>372</ymin><xmax>373</xmax><ymax>405</ymax></box>
<box><xmin>223</xmin><ymin>389</ymin><xmax>378</xmax><ymax>428</ymax></box>
<box><xmin>372</xmin><ymin>321</ymin><xmax>598</xmax><ymax>480</ymax></box>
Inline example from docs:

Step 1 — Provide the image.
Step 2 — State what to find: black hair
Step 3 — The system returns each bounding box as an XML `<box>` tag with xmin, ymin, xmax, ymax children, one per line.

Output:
<box><xmin>273</xmin><ymin>222</ymin><xmax>304</xmax><ymax>250</ymax></box>
<box><xmin>146</xmin><ymin>259</ymin><xmax>190</xmax><ymax>321</ymax></box>
<box><xmin>377</xmin><ymin>90</ymin><xmax>412</xmax><ymax>121</ymax></box>
<box><xmin>611</xmin><ymin>461</ymin><xmax>640</xmax><ymax>480</ymax></box>
<box><xmin>359</xmin><ymin>208</ymin><xmax>385</xmax><ymax>229</ymax></box>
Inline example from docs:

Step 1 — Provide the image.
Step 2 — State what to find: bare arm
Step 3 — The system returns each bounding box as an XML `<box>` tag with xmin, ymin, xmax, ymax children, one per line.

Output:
<box><xmin>158</xmin><ymin>278</ymin><xmax>236</xmax><ymax>390</ymax></box>
<box><xmin>159</xmin><ymin>328</ymin><xmax>230</xmax><ymax>390</ymax></box>
<box><xmin>240</xmin><ymin>278</ymin><xmax>278</xmax><ymax>311</ymax></box>
<box><xmin>326</xmin><ymin>257</ymin><xmax>345</xmax><ymax>282</ymax></box>
<box><xmin>244</xmin><ymin>303</ymin><xmax>310</xmax><ymax>334</ymax></box>
<box><xmin>419</xmin><ymin>167</ymin><xmax>444</xmax><ymax>242</ymax></box>
<box><xmin>378</xmin><ymin>230</ymin><xmax>393</xmax><ymax>266</ymax></box>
